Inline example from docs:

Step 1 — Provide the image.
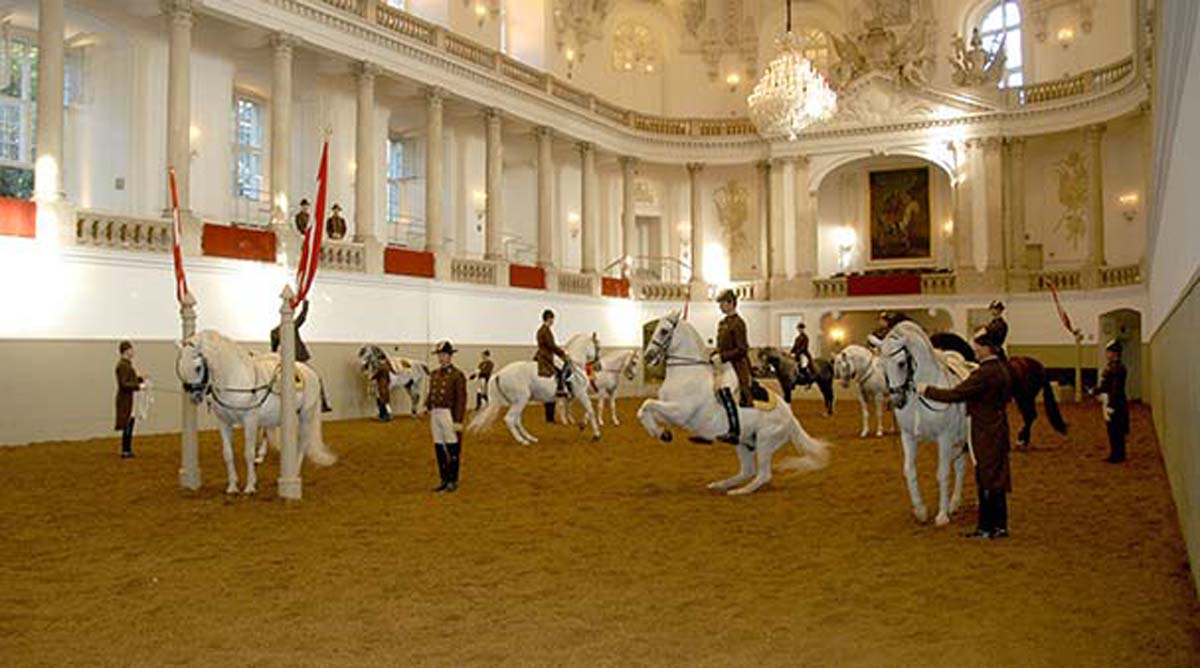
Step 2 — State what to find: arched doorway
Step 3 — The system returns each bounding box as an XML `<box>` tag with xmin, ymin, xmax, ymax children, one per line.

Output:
<box><xmin>1098</xmin><ymin>309</ymin><xmax>1142</xmax><ymax>400</ymax></box>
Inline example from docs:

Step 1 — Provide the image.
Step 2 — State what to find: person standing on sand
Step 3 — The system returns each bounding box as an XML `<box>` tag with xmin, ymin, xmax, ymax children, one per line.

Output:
<box><xmin>114</xmin><ymin>341</ymin><xmax>146</xmax><ymax>459</ymax></box>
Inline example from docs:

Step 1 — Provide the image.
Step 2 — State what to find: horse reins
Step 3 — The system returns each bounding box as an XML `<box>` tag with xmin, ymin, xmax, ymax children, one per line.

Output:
<box><xmin>177</xmin><ymin>348</ymin><xmax>280</xmax><ymax>411</ymax></box>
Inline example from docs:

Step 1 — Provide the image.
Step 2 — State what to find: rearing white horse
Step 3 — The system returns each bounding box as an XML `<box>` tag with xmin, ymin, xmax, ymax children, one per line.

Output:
<box><xmin>468</xmin><ymin>333</ymin><xmax>601</xmax><ymax>444</ymax></box>
<box><xmin>833</xmin><ymin>344</ymin><xmax>890</xmax><ymax>438</ymax></box>
<box><xmin>177</xmin><ymin>330</ymin><xmax>336</xmax><ymax>495</ymax></box>
<box><xmin>877</xmin><ymin>321</ymin><xmax>971</xmax><ymax>526</ymax></box>
<box><xmin>637</xmin><ymin>310</ymin><xmax>829</xmax><ymax>495</ymax></box>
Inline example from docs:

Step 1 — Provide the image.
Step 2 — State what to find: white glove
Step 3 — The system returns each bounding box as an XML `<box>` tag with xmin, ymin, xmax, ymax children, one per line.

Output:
<box><xmin>1103</xmin><ymin>407</ymin><xmax>1114</xmax><ymax>422</ymax></box>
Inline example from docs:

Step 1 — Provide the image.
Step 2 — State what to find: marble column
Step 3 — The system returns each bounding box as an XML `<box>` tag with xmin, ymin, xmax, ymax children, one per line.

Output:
<box><xmin>620</xmin><ymin>157</ymin><xmax>637</xmax><ymax>271</ymax></box>
<box><xmin>756</xmin><ymin>160</ymin><xmax>771</xmax><ymax>280</ymax></box>
<box><xmin>484</xmin><ymin>108</ymin><xmax>504</xmax><ymax>260</ymax></box>
<box><xmin>1008</xmin><ymin>137</ymin><xmax>1028</xmax><ymax>274</ymax></box>
<box><xmin>425</xmin><ymin>87</ymin><xmax>444</xmax><ymax>254</ymax></box>
<box><xmin>780</xmin><ymin>158</ymin><xmax>797</xmax><ymax>277</ymax></box>
<box><xmin>1084</xmin><ymin>123</ymin><xmax>1107</xmax><ymax>267</ymax></box>
<box><xmin>952</xmin><ymin>140</ymin><xmax>975</xmax><ymax>273</ymax></box>
<box><xmin>354</xmin><ymin>62</ymin><xmax>383</xmax><ymax>272</ymax></box>
<box><xmin>535</xmin><ymin>126</ymin><xmax>554</xmax><ymax>269</ymax></box>
<box><xmin>794</xmin><ymin>157</ymin><xmax>816</xmax><ymax>279</ymax></box>
<box><xmin>982</xmin><ymin>137</ymin><xmax>1006</xmax><ymax>281</ymax></box>
<box><xmin>687</xmin><ymin>162</ymin><xmax>704</xmax><ymax>284</ymax></box>
<box><xmin>270</xmin><ymin>34</ymin><xmax>296</xmax><ymax>227</ymax></box>
<box><xmin>34</xmin><ymin>0</ymin><xmax>64</xmax><ymax>203</ymax></box>
<box><xmin>164</xmin><ymin>0</ymin><xmax>193</xmax><ymax>213</ymax></box>
<box><xmin>579</xmin><ymin>142</ymin><xmax>598</xmax><ymax>274</ymax></box>
<box><xmin>768</xmin><ymin>159</ymin><xmax>786</xmax><ymax>279</ymax></box>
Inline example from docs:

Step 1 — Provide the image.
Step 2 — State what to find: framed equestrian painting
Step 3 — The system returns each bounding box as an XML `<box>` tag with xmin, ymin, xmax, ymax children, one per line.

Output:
<box><xmin>868</xmin><ymin>167</ymin><xmax>932</xmax><ymax>261</ymax></box>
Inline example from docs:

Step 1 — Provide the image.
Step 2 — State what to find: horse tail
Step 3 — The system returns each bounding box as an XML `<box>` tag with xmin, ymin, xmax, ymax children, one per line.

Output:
<box><xmin>300</xmin><ymin>404</ymin><xmax>337</xmax><ymax>467</ymax></box>
<box><xmin>778</xmin><ymin>410</ymin><xmax>830</xmax><ymax>473</ymax></box>
<box><xmin>1041</xmin><ymin>375</ymin><xmax>1068</xmax><ymax>435</ymax></box>
<box><xmin>468</xmin><ymin>374</ymin><xmax>504</xmax><ymax>434</ymax></box>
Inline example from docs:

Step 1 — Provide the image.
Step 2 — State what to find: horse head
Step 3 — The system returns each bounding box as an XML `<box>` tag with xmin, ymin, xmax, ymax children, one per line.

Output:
<box><xmin>878</xmin><ymin>322</ymin><xmax>931</xmax><ymax>410</ymax></box>
<box><xmin>832</xmin><ymin>350</ymin><xmax>853</xmax><ymax>387</ymax></box>
<box><xmin>176</xmin><ymin>335</ymin><xmax>209</xmax><ymax>404</ymax></box>
<box><xmin>643</xmin><ymin>310</ymin><xmax>682</xmax><ymax>367</ymax></box>
<box><xmin>357</xmin><ymin>345</ymin><xmax>384</xmax><ymax>375</ymax></box>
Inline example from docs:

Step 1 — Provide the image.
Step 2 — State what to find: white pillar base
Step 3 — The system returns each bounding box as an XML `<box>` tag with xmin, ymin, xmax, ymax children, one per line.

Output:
<box><xmin>362</xmin><ymin>237</ymin><xmax>384</xmax><ymax>274</ymax></box>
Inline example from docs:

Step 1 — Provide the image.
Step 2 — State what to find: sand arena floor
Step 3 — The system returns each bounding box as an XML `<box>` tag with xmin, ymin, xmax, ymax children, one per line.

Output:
<box><xmin>1</xmin><ymin>398</ymin><xmax>1198</xmax><ymax>666</ymax></box>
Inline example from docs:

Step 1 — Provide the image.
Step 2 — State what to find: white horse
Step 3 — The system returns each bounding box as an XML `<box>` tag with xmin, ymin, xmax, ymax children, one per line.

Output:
<box><xmin>468</xmin><ymin>333</ymin><xmax>602</xmax><ymax>444</ymax></box>
<box><xmin>556</xmin><ymin>349</ymin><xmax>640</xmax><ymax>427</ymax></box>
<box><xmin>636</xmin><ymin>310</ymin><xmax>829</xmax><ymax>495</ymax></box>
<box><xmin>877</xmin><ymin>321</ymin><xmax>972</xmax><ymax>526</ymax></box>
<box><xmin>357</xmin><ymin>345</ymin><xmax>430</xmax><ymax>418</ymax></box>
<box><xmin>833</xmin><ymin>344</ymin><xmax>890</xmax><ymax>438</ymax></box>
<box><xmin>177</xmin><ymin>330</ymin><xmax>336</xmax><ymax>495</ymax></box>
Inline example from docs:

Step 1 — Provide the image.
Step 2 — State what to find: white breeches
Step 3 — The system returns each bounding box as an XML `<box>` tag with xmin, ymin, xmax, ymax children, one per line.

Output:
<box><xmin>430</xmin><ymin>408</ymin><xmax>458</xmax><ymax>443</ymax></box>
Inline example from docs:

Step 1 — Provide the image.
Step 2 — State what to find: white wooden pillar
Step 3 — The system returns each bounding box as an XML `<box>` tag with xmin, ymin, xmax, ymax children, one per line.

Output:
<box><xmin>178</xmin><ymin>293</ymin><xmax>200</xmax><ymax>490</ymax></box>
<box><xmin>277</xmin><ymin>287</ymin><xmax>301</xmax><ymax>500</ymax></box>
<box><xmin>270</xmin><ymin>33</ymin><xmax>296</xmax><ymax>226</ymax></box>
<box><xmin>687</xmin><ymin>162</ymin><xmax>704</xmax><ymax>284</ymax></box>
<box><xmin>354</xmin><ymin>62</ymin><xmax>382</xmax><ymax>272</ymax></box>
<box><xmin>535</xmin><ymin>126</ymin><xmax>555</xmax><ymax>268</ymax></box>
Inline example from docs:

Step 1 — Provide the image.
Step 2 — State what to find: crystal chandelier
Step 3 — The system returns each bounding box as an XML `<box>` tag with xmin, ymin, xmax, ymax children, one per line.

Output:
<box><xmin>747</xmin><ymin>1</ymin><xmax>837</xmax><ymax>140</ymax></box>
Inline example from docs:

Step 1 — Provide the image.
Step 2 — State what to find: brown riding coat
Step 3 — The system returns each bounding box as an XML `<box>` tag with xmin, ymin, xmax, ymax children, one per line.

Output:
<box><xmin>923</xmin><ymin>356</ymin><xmax>1013</xmax><ymax>492</ymax></box>
<box><xmin>114</xmin><ymin>358</ymin><xmax>143</xmax><ymax>430</ymax></box>
<box><xmin>535</xmin><ymin>324</ymin><xmax>567</xmax><ymax>377</ymax></box>
<box><xmin>717</xmin><ymin>313</ymin><xmax>753</xmax><ymax>406</ymax></box>
<box><xmin>426</xmin><ymin>365</ymin><xmax>468</xmax><ymax>425</ymax></box>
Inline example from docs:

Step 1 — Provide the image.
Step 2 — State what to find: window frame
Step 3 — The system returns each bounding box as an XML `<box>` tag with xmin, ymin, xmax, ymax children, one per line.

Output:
<box><xmin>232</xmin><ymin>91</ymin><xmax>268</xmax><ymax>204</ymax></box>
<box><xmin>968</xmin><ymin>0</ymin><xmax>1032</xmax><ymax>89</ymax></box>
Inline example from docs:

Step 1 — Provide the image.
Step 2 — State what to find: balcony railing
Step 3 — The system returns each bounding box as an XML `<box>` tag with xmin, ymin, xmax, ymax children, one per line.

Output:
<box><xmin>558</xmin><ymin>271</ymin><xmax>595</xmax><ymax>296</ymax></box>
<box><xmin>1030</xmin><ymin>268</ymin><xmax>1083</xmax><ymax>292</ymax></box>
<box><xmin>604</xmin><ymin>255</ymin><xmax>691</xmax><ymax>283</ymax></box>
<box><xmin>289</xmin><ymin>1</ymin><xmax>1145</xmax><ymax>142</ymax></box>
<box><xmin>1100</xmin><ymin>263</ymin><xmax>1141</xmax><ymax>288</ymax></box>
<box><xmin>813</xmin><ymin>276</ymin><xmax>848</xmax><ymax>299</ymax></box>
<box><xmin>921</xmin><ymin>272</ymin><xmax>956</xmax><ymax>294</ymax></box>
<box><xmin>634</xmin><ymin>280</ymin><xmax>690</xmax><ymax>301</ymax></box>
<box><xmin>75</xmin><ymin>212</ymin><xmax>172</xmax><ymax>253</ymax></box>
<box><xmin>450</xmin><ymin>257</ymin><xmax>498</xmax><ymax>285</ymax></box>
<box><xmin>319</xmin><ymin>240</ymin><xmax>366</xmax><ymax>272</ymax></box>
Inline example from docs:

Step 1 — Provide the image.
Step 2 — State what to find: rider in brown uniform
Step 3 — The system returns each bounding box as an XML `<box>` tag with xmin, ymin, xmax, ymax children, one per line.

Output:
<box><xmin>427</xmin><ymin>340</ymin><xmax>467</xmax><ymax>492</ymax></box>
<box><xmin>470</xmin><ymin>350</ymin><xmax>495</xmax><ymax>410</ymax></box>
<box><xmin>790</xmin><ymin>322</ymin><xmax>812</xmax><ymax>383</ymax></box>
<box><xmin>713</xmin><ymin>289</ymin><xmax>753</xmax><ymax>444</ymax></box>
<box><xmin>535</xmin><ymin>309</ymin><xmax>570</xmax><ymax>397</ymax></box>
<box><xmin>985</xmin><ymin>300</ymin><xmax>1009</xmax><ymax>360</ymax></box>
<box><xmin>920</xmin><ymin>327</ymin><xmax>1014</xmax><ymax>539</ymax></box>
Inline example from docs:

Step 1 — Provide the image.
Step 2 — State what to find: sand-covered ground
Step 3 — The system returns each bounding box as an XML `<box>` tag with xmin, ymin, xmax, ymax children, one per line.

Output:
<box><xmin>1</xmin><ymin>399</ymin><xmax>1197</xmax><ymax>667</ymax></box>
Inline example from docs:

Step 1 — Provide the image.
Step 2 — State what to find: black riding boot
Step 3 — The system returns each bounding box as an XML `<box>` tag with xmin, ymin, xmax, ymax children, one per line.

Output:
<box><xmin>1106</xmin><ymin>422</ymin><xmax>1127</xmax><ymax>462</ymax></box>
<box><xmin>433</xmin><ymin>444</ymin><xmax>450</xmax><ymax>492</ymax></box>
<box><xmin>376</xmin><ymin>399</ymin><xmax>392</xmax><ymax>422</ymax></box>
<box><xmin>717</xmin><ymin>388</ymin><xmax>741</xmax><ymax>444</ymax></box>
<box><xmin>120</xmin><ymin>418</ymin><xmax>135</xmax><ymax>458</ymax></box>
<box><xmin>446</xmin><ymin>442</ymin><xmax>462</xmax><ymax>492</ymax></box>
<box><xmin>992</xmin><ymin>492</ymin><xmax>1008</xmax><ymax>537</ymax></box>
<box><xmin>319</xmin><ymin>381</ymin><xmax>332</xmax><ymax>414</ymax></box>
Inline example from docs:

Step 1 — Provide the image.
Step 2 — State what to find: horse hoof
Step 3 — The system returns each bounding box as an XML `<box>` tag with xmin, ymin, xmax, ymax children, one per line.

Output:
<box><xmin>659</xmin><ymin>431</ymin><xmax>673</xmax><ymax>443</ymax></box>
<box><xmin>225</xmin><ymin>486</ymin><xmax>239</xmax><ymax>496</ymax></box>
<box><xmin>913</xmin><ymin>507</ymin><xmax>929</xmax><ymax>523</ymax></box>
<box><xmin>592</xmin><ymin>434</ymin><xmax>601</xmax><ymax>442</ymax></box>
<box><xmin>860</xmin><ymin>431</ymin><xmax>869</xmax><ymax>439</ymax></box>
<box><xmin>935</xmin><ymin>513</ymin><xmax>950</xmax><ymax>527</ymax></box>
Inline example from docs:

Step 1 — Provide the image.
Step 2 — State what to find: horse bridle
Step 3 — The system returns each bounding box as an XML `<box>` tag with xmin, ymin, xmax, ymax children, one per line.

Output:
<box><xmin>647</xmin><ymin>316</ymin><xmax>709</xmax><ymax>367</ymax></box>
<box><xmin>177</xmin><ymin>345</ymin><xmax>276</xmax><ymax>410</ymax></box>
<box><xmin>883</xmin><ymin>342</ymin><xmax>950</xmax><ymax>412</ymax></box>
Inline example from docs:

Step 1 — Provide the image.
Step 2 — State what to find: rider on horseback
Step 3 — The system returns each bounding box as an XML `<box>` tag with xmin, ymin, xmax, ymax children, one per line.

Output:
<box><xmin>535</xmin><ymin>309</ymin><xmax>571</xmax><ymax>397</ymax></box>
<box><xmin>791</xmin><ymin>322</ymin><xmax>813</xmax><ymax>385</ymax></box>
<box><xmin>985</xmin><ymin>300</ymin><xmax>1009</xmax><ymax>360</ymax></box>
<box><xmin>712</xmin><ymin>289</ymin><xmax>753</xmax><ymax>444</ymax></box>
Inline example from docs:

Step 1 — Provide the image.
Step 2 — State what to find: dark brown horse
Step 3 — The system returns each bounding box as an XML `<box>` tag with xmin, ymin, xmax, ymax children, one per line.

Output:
<box><xmin>929</xmin><ymin>332</ymin><xmax>1068</xmax><ymax>448</ymax></box>
<box><xmin>756</xmin><ymin>347</ymin><xmax>835</xmax><ymax>416</ymax></box>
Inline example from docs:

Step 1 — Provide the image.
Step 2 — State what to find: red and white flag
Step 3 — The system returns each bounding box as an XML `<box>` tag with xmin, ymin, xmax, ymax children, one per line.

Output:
<box><xmin>167</xmin><ymin>167</ymin><xmax>190</xmax><ymax>303</ymax></box>
<box><xmin>1047</xmin><ymin>281</ymin><xmax>1076</xmax><ymax>336</ymax></box>
<box><xmin>292</xmin><ymin>139</ymin><xmax>329</xmax><ymax>308</ymax></box>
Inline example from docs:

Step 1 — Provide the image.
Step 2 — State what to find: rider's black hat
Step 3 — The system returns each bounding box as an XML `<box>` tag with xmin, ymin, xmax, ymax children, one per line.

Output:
<box><xmin>716</xmin><ymin>289</ymin><xmax>737</xmax><ymax>304</ymax></box>
<box><xmin>1105</xmin><ymin>339</ymin><xmax>1123</xmax><ymax>354</ymax></box>
<box><xmin>433</xmin><ymin>340</ymin><xmax>457</xmax><ymax>355</ymax></box>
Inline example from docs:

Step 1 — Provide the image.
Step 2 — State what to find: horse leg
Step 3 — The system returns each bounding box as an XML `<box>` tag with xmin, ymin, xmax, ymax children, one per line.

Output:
<box><xmin>874</xmin><ymin>393</ymin><xmax>886</xmax><ymax>437</ymax></box>
<box><xmin>950</xmin><ymin>444</ymin><xmax>967</xmax><ymax>515</ymax></box>
<box><xmin>636</xmin><ymin>399</ymin><xmax>694</xmax><ymax>443</ymax></box>
<box><xmin>610</xmin><ymin>391</ymin><xmax>621</xmax><ymax>426</ymax></box>
<box><xmin>242</xmin><ymin>418</ymin><xmax>258</xmax><ymax>496</ymax></box>
<box><xmin>708</xmin><ymin>443</ymin><xmax>755</xmax><ymax>492</ymax></box>
<box><xmin>1016</xmin><ymin>396</ymin><xmax>1035</xmax><ymax>450</ymax></box>
<box><xmin>900</xmin><ymin>430</ymin><xmax>927</xmax><ymax>522</ymax></box>
<box><xmin>578</xmin><ymin>393</ymin><xmax>601</xmax><ymax>441</ymax></box>
<box><xmin>254</xmin><ymin>427</ymin><xmax>269</xmax><ymax>465</ymax></box>
<box><xmin>934</xmin><ymin>437</ymin><xmax>954</xmax><ymax>526</ymax></box>
<box><xmin>218</xmin><ymin>422</ymin><xmax>239</xmax><ymax>495</ymax></box>
<box><xmin>730</xmin><ymin>435</ymin><xmax>778</xmax><ymax>496</ymax></box>
<box><xmin>503</xmin><ymin>401</ymin><xmax>534</xmax><ymax>445</ymax></box>
<box><xmin>857</xmin><ymin>389</ymin><xmax>870</xmax><ymax>438</ymax></box>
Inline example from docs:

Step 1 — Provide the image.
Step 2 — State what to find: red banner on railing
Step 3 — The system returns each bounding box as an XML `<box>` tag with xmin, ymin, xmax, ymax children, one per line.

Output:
<box><xmin>292</xmin><ymin>139</ymin><xmax>328</xmax><ymax>307</ymax></box>
<box><xmin>167</xmin><ymin>168</ymin><xmax>190</xmax><ymax>302</ymax></box>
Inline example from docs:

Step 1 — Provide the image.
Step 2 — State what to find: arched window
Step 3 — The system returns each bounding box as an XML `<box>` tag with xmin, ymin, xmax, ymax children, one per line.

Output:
<box><xmin>978</xmin><ymin>0</ymin><xmax>1023</xmax><ymax>87</ymax></box>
